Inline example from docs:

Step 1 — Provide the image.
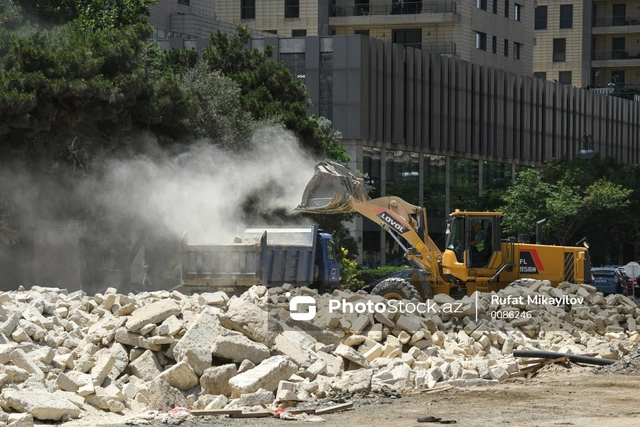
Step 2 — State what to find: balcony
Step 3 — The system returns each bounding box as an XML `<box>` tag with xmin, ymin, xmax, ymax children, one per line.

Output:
<box><xmin>331</xmin><ymin>1</ymin><xmax>456</xmax><ymax>16</ymax></box>
<box><xmin>150</xmin><ymin>28</ymin><xmax>197</xmax><ymax>40</ymax></box>
<box><xmin>591</xmin><ymin>49</ymin><xmax>640</xmax><ymax>67</ymax></box>
<box><xmin>592</xmin><ymin>50</ymin><xmax>640</xmax><ymax>60</ymax></box>
<box><xmin>397</xmin><ymin>42</ymin><xmax>455</xmax><ymax>55</ymax></box>
<box><xmin>424</xmin><ymin>42</ymin><xmax>456</xmax><ymax>55</ymax></box>
<box><xmin>592</xmin><ymin>15</ymin><xmax>640</xmax><ymax>34</ymax></box>
<box><xmin>330</xmin><ymin>0</ymin><xmax>459</xmax><ymax>26</ymax></box>
<box><xmin>589</xmin><ymin>87</ymin><xmax>614</xmax><ymax>95</ymax></box>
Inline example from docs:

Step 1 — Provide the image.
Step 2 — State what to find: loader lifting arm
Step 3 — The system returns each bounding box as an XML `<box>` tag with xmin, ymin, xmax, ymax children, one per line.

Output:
<box><xmin>296</xmin><ymin>161</ymin><xmax>445</xmax><ymax>283</ymax></box>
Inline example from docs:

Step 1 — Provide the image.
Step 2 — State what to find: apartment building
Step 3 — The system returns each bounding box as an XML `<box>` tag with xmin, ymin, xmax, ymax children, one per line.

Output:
<box><xmin>534</xmin><ymin>0</ymin><xmax>640</xmax><ymax>88</ymax></box>
<box><xmin>148</xmin><ymin>0</ymin><xmax>276</xmax><ymax>39</ymax></box>
<box><xmin>205</xmin><ymin>0</ymin><xmax>534</xmax><ymax>75</ymax></box>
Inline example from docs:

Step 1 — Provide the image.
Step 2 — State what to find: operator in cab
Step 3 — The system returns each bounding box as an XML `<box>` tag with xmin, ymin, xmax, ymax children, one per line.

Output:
<box><xmin>470</xmin><ymin>222</ymin><xmax>487</xmax><ymax>266</ymax></box>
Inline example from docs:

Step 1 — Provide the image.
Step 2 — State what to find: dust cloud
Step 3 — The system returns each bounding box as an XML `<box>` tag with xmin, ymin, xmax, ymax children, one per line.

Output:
<box><xmin>93</xmin><ymin>126</ymin><xmax>318</xmax><ymax>244</ymax></box>
<box><xmin>0</xmin><ymin>126</ymin><xmax>320</xmax><ymax>290</ymax></box>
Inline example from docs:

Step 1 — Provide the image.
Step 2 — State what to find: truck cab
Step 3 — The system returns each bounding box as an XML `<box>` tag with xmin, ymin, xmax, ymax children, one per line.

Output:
<box><xmin>315</xmin><ymin>231</ymin><xmax>341</xmax><ymax>289</ymax></box>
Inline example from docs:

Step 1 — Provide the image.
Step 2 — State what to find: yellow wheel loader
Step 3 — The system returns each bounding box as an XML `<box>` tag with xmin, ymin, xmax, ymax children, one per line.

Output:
<box><xmin>296</xmin><ymin>161</ymin><xmax>591</xmax><ymax>300</ymax></box>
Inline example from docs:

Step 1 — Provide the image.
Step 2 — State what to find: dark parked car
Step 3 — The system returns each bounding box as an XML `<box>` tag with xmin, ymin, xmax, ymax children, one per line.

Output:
<box><xmin>591</xmin><ymin>267</ymin><xmax>626</xmax><ymax>295</ymax></box>
<box><xmin>617</xmin><ymin>266</ymin><xmax>640</xmax><ymax>297</ymax></box>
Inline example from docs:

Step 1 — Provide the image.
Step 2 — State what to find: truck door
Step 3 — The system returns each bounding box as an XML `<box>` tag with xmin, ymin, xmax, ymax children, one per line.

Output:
<box><xmin>325</xmin><ymin>237</ymin><xmax>340</xmax><ymax>287</ymax></box>
<box><xmin>315</xmin><ymin>234</ymin><xmax>340</xmax><ymax>289</ymax></box>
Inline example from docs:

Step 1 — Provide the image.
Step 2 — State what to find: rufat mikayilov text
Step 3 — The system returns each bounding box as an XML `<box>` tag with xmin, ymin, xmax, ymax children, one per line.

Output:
<box><xmin>490</xmin><ymin>294</ymin><xmax>584</xmax><ymax>306</ymax></box>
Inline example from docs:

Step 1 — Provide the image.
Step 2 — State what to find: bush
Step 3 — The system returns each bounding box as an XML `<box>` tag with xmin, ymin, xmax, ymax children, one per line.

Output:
<box><xmin>339</xmin><ymin>248</ymin><xmax>364</xmax><ymax>291</ymax></box>
<box><xmin>355</xmin><ymin>265</ymin><xmax>408</xmax><ymax>284</ymax></box>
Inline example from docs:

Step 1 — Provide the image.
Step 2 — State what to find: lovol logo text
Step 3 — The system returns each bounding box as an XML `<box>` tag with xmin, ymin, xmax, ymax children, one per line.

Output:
<box><xmin>377</xmin><ymin>211</ymin><xmax>409</xmax><ymax>234</ymax></box>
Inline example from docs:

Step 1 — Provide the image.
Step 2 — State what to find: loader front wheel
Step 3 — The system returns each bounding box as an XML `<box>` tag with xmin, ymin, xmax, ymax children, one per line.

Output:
<box><xmin>371</xmin><ymin>278</ymin><xmax>421</xmax><ymax>301</ymax></box>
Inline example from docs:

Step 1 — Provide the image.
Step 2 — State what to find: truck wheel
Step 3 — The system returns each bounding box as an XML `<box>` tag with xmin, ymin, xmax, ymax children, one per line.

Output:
<box><xmin>371</xmin><ymin>278</ymin><xmax>421</xmax><ymax>301</ymax></box>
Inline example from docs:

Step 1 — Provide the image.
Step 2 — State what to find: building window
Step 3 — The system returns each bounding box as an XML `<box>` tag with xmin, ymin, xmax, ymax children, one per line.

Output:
<box><xmin>613</xmin><ymin>4</ymin><xmax>626</xmax><ymax>26</ymax></box>
<box><xmin>478</xmin><ymin>0</ymin><xmax>487</xmax><ymax>11</ymax></box>
<box><xmin>292</xmin><ymin>29</ymin><xmax>307</xmax><ymax>37</ymax></box>
<box><xmin>241</xmin><ymin>0</ymin><xmax>255</xmax><ymax>19</ymax></box>
<box><xmin>285</xmin><ymin>0</ymin><xmax>300</xmax><ymax>18</ymax></box>
<box><xmin>492</xmin><ymin>36</ymin><xmax>497</xmax><ymax>53</ymax></box>
<box><xmin>553</xmin><ymin>38</ymin><xmax>566</xmax><ymax>62</ymax></box>
<box><xmin>504</xmin><ymin>39</ymin><xmax>509</xmax><ymax>56</ymax></box>
<box><xmin>355</xmin><ymin>0</ymin><xmax>370</xmax><ymax>16</ymax></box>
<box><xmin>514</xmin><ymin>3</ymin><xmax>521</xmax><ymax>21</ymax></box>
<box><xmin>535</xmin><ymin>6</ymin><xmax>547</xmax><ymax>29</ymax></box>
<box><xmin>476</xmin><ymin>32</ymin><xmax>487</xmax><ymax>50</ymax></box>
<box><xmin>392</xmin><ymin>29</ymin><xmax>422</xmax><ymax>49</ymax></box>
<box><xmin>514</xmin><ymin>42</ymin><xmax>521</xmax><ymax>59</ymax></box>
<box><xmin>558</xmin><ymin>71</ymin><xmax>572</xmax><ymax>85</ymax></box>
<box><xmin>266</xmin><ymin>30</ymin><xmax>278</xmax><ymax>35</ymax></box>
<box><xmin>505</xmin><ymin>0</ymin><xmax>509</xmax><ymax>17</ymax></box>
<box><xmin>560</xmin><ymin>5</ymin><xmax>573</xmax><ymax>28</ymax></box>
<box><xmin>612</xmin><ymin>37</ymin><xmax>627</xmax><ymax>59</ymax></box>
<box><xmin>534</xmin><ymin>72</ymin><xmax>547</xmax><ymax>80</ymax></box>
<box><xmin>493</xmin><ymin>0</ymin><xmax>498</xmax><ymax>14</ymax></box>
<box><xmin>354</xmin><ymin>29</ymin><xmax>370</xmax><ymax>36</ymax></box>
<box><xmin>177</xmin><ymin>0</ymin><xmax>190</xmax><ymax>5</ymax></box>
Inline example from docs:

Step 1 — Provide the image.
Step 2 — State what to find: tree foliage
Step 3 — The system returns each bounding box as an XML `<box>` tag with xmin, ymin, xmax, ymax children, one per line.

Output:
<box><xmin>202</xmin><ymin>25</ymin><xmax>337</xmax><ymax>157</ymax></box>
<box><xmin>339</xmin><ymin>247</ymin><xmax>364</xmax><ymax>291</ymax></box>
<box><xmin>500</xmin><ymin>162</ymin><xmax>632</xmax><ymax>250</ymax></box>
<box><xmin>0</xmin><ymin>1</ymin><xmax>192</xmax><ymax>158</ymax></box>
<box><xmin>9</xmin><ymin>0</ymin><xmax>82</xmax><ymax>26</ymax></box>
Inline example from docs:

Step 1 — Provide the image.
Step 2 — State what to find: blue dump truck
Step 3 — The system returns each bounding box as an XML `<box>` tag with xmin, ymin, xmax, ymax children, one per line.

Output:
<box><xmin>180</xmin><ymin>225</ymin><xmax>341</xmax><ymax>294</ymax></box>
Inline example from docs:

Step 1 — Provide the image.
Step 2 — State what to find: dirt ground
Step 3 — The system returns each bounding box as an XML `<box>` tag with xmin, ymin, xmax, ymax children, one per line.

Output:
<box><xmin>55</xmin><ymin>362</ymin><xmax>640</xmax><ymax>427</ymax></box>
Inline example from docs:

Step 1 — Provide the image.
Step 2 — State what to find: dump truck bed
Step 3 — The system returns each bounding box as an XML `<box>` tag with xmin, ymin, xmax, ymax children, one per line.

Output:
<box><xmin>180</xmin><ymin>226</ymin><xmax>319</xmax><ymax>292</ymax></box>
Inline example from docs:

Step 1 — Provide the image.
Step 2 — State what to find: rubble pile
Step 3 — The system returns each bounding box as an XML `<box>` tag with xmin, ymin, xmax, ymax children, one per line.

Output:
<box><xmin>0</xmin><ymin>279</ymin><xmax>637</xmax><ymax>426</ymax></box>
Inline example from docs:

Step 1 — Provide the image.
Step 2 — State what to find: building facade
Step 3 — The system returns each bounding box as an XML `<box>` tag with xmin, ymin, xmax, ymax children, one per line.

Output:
<box><xmin>156</xmin><ymin>0</ymin><xmax>535</xmax><ymax>75</ymax></box>
<box><xmin>534</xmin><ymin>0</ymin><xmax>640</xmax><ymax>89</ymax></box>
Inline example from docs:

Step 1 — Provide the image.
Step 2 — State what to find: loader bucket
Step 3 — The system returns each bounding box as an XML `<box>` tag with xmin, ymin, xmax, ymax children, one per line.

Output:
<box><xmin>296</xmin><ymin>161</ymin><xmax>369</xmax><ymax>213</ymax></box>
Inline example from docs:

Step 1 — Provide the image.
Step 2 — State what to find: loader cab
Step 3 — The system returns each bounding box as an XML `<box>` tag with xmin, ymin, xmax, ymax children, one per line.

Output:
<box><xmin>445</xmin><ymin>212</ymin><xmax>502</xmax><ymax>269</ymax></box>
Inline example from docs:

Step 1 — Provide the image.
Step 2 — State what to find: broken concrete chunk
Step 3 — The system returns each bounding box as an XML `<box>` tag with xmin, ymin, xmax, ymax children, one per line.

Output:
<box><xmin>211</xmin><ymin>334</ymin><xmax>270</xmax><ymax>365</ymax></box>
<box><xmin>173</xmin><ymin>307</ymin><xmax>223</xmax><ymax>376</ymax></box>
<box><xmin>128</xmin><ymin>350</ymin><xmax>162</xmax><ymax>382</ymax></box>
<box><xmin>126</xmin><ymin>299</ymin><xmax>182</xmax><ymax>333</ymax></box>
<box><xmin>220</xmin><ymin>298</ymin><xmax>280</xmax><ymax>347</ymax></box>
<box><xmin>335</xmin><ymin>344</ymin><xmax>370</xmax><ymax>368</ymax></box>
<box><xmin>200</xmin><ymin>364</ymin><xmax>238</xmax><ymax>397</ymax></box>
<box><xmin>2</xmin><ymin>390</ymin><xmax>81</xmax><ymax>421</ymax></box>
<box><xmin>229</xmin><ymin>356</ymin><xmax>298</xmax><ymax>397</ymax></box>
<box><xmin>157</xmin><ymin>361</ymin><xmax>199</xmax><ymax>391</ymax></box>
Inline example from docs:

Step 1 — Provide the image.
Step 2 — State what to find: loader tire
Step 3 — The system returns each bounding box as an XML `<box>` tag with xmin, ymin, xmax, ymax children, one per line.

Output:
<box><xmin>371</xmin><ymin>278</ymin><xmax>421</xmax><ymax>301</ymax></box>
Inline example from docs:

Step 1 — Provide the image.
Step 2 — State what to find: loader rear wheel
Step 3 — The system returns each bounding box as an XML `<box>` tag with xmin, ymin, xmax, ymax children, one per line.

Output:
<box><xmin>371</xmin><ymin>278</ymin><xmax>421</xmax><ymax>301</ymax></box>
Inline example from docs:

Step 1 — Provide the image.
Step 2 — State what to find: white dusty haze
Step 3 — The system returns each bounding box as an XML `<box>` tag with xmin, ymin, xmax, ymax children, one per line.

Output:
<box><xmin>93</xmin><ymin>126</ymin><xmax>318</xmax><ymax>244</ymax></box>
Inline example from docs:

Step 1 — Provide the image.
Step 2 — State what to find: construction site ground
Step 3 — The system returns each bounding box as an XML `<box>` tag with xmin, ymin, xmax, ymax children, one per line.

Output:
<box><xmin>70</xmin><ymin>364</ymin><xmax>640</xmax><ymax>427</ymax></box>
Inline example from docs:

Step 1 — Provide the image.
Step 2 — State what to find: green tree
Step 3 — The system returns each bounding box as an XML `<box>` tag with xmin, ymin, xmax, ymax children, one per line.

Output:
<box><xmin>202</xmin><ymin>25</ymin><xmax>333</xmax><ymax>157</ymax></box>
<box><xmin>500</xmin><ymin>167</ymin><xmax>631</xmax><ymax>246</ymax></box>
<box><xmin>179</xmin><ymin>62</ymin><xmax>259</xmax><ymax>150</ymax></box>
<box><xmin>77</xmin><ymin>0</ymin><xmax>157</xmax><ymax>31</ymax></box>
<box><xmin>9</xmin><ymin>0</ymin><xmax>83</xmax><ymax>26</ymax></box>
